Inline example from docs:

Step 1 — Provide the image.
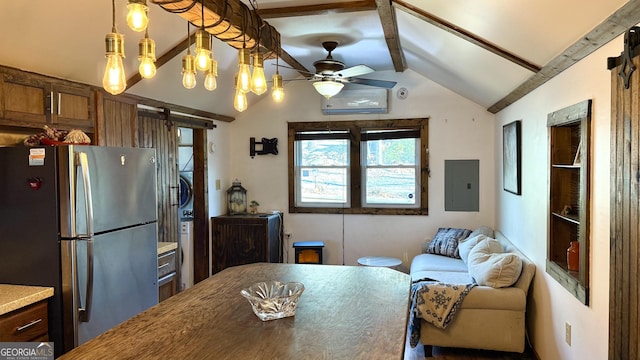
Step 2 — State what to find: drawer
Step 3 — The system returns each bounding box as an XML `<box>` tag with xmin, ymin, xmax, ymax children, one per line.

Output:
<box><xmin>0</xmin><ymin>300</ymin><xmax>48</xmax><ymax>342</ymax></box>
<box><xmin>158</xmin><ymin>250</ymin><xmax>177</xmax><ymax>278</ymax></box>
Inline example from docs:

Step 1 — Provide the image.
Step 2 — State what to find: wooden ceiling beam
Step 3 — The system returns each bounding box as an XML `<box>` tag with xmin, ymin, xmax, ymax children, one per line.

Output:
<box><xmin>149</xmin><ymin>0</ymin><xmax>310</xmax><ymax>78</ymax></box>
<box><xmin>257</xmin><ymin>0</ymin><xmax>376</xmax><ymax>19</ymax></box>
<box><xmin>394</xmin><ymin>0</ymin><xmax>541</xmax><ymax>73</ymax></box>
<box><xmin>488</xmin><ymin>0</ymin><xmax>640</xmax><ymax>113</ymax></box>
<box><xmin>375</xmin><ymin>0</ymin><xmax>406</xmax><ymax>72</ymax></box>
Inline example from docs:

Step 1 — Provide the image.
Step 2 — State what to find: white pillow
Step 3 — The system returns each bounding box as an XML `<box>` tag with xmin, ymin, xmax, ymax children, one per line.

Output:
<box><xmin>467</xmin><ymin>239</ymin><xmax>523</xmax><ymax>288</ymax></box>
<box><xmin>458</xmin><ymin>234</ymin><xmax>488</xmax><ymax>265</ymax></box>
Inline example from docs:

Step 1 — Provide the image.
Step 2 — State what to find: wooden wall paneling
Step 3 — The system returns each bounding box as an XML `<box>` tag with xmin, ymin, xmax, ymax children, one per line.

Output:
<box><xmin>96</xmin><ymin>93</ymin><xmax>137</xmax><ymax>147</ymax></box>
<box><xmin>193</xmin><ymin>128</ymin><xmax>210</xmax><ymax>283</ymax></box>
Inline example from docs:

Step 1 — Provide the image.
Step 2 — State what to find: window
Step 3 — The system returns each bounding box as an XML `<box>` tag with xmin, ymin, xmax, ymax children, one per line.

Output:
<box><xmin>288</xmin><ymin>118</ymin><xmax>429</xmax><ymax>215</ymax></box>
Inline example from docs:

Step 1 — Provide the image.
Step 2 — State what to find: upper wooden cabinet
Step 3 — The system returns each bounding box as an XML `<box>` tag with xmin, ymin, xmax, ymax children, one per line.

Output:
<box><xmin>546</xmin><ymin>99</ymin><xmax>591</xmax><ymax>305</ymax></box>
<box><xmin>0</xmin><ymin>66</ymin><xmax>94</xmax><ymax>130</ymax></box>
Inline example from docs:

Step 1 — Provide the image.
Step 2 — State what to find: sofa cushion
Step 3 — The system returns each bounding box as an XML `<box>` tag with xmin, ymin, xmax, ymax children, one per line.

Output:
<box><xmin>468</xmin><ymin>239</ymin><xmax>523</xmax><ymax>288</ymax></box>
<box><xmin>426</xmin><ymin>227</ymin><xmax>471</xmax><ymax>258</ymax></box>
<box><xmin>411</xmin><ymin>253</ymin><xmax>468</xmax><ymax>273</ymax></box>
<box><xmin>458</xmin><ymin>234</ymin><xmax>489</xmax><ymax>265</ymax></box>
<box><xmin>468</xmin><ymin>226</ymin><xmax>495</xmax><ymax>239</ymax></box>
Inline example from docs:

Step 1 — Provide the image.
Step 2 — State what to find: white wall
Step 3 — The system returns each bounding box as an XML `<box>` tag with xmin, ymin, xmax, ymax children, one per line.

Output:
<box><xmin>494</xmin><ymin>36</ymin><xmax>619</xmax><ymax>359</ymax></box>
<box><xmin>221</xmin><ymin>69</ymin><xmax>496</xmax><ymax>269</ymax></box>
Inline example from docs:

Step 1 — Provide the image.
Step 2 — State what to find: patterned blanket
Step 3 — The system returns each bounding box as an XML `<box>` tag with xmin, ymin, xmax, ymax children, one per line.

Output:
<box><xmin>409</xmin><ymin>279</ymin><xmax>476</xmax><ymax>348</ymax></box>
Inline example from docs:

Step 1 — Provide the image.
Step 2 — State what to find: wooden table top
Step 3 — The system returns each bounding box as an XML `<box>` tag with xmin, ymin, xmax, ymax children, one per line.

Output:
<box><xmin>59</xmin><ymin>263</ymin><xmax>411</xmax><ymax>360</ymax></box>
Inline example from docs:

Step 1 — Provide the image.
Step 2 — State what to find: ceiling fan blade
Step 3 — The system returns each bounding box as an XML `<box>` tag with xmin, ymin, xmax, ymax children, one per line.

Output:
<box><xmin>272</xmin><ymin>64</ymin><xmax>316</xmax><ymax>77</ymax></box>
<box><xmin>347</xmin><ymin>77</ymin><xmax>397</xmax><ymax>88</ymax></box>
<box><xmin>335</xmin><ymin>65</ymin><xmax>374</xmax><ymax>78</ymax></box>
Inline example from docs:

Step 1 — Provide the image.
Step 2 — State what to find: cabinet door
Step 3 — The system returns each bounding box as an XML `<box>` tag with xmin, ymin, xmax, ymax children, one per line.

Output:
<box><xmin>0</xmin><ymin>70</ymin><xmax>51</xmax><ymax>126</ymax></box>
<box><xmin>52</xmin><ymin>83</ymin><xmax>95</xmax><ymax>128</ymax></box>
<box><xmin>212</xmin><ymin>218</ymin><xmax>268</xmax><ymax>274</ymax></box>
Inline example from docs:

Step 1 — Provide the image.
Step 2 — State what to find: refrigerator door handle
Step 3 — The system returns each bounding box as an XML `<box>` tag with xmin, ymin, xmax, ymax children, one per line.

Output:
<box><xmin>77</xmin><ymin>152</ymin><xmax>94</xmax><ymax>237</ymax></box>
<box><xmin>77</xmin><ymin>152</ymin><xmax>94</xmax><ymax>322</ymax></box>
<box><xmin>77</xmin><ymin>238</ymin><xmax>94</xmax><ymax>322</ymax></box>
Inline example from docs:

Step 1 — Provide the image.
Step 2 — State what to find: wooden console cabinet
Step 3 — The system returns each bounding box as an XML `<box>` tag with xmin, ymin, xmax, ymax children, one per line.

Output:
<box><xmin>211</xmin><ymin>213</ymin><xmax>282</xmax><ymax>274</ymax></box>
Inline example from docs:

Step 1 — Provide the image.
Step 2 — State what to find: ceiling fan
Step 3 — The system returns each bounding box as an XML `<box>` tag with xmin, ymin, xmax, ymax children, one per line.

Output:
<box><xmin>298</xmin><ymin>41</ymin><xmax>398</xmax><ymax>99</ymax></box>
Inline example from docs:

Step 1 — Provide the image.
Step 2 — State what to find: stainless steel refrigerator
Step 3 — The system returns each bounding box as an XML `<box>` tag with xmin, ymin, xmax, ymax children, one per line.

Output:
<box><xmin>0</xmin><ymin>145</ymin><xmax>159</xmax><ymax>357</ymax></box>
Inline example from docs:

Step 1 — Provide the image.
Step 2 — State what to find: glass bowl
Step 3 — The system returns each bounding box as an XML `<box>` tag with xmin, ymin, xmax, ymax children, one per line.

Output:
<box><xmin>240</xmin><ymin>280</ymin><xmax>305</xmax><ymax>321</ymax></box>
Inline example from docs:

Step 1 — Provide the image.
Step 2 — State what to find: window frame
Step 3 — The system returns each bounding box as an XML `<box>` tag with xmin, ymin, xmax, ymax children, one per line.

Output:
<box><xmin>288</xmin><ymin>118</ymin><xmax>429</xmax><ymax>215</ymax></box>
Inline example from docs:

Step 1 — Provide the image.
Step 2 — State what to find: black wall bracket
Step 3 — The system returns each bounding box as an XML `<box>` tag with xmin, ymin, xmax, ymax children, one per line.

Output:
<box><xmin>250</xmin><ymin>137</ymin><xmax>278</xmax><ymax>158</ymax></box>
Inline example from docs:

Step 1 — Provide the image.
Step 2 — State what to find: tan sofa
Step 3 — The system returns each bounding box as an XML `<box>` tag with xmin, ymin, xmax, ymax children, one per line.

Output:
<box><xmin>410</xmin><ymin>229</ymin><xmax>536</xmax><ymax>355</ymax></box>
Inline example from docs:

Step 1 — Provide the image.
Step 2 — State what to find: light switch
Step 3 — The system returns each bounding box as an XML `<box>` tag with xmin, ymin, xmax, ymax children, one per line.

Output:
<box><xmin>215</xmin><ymin>179</ymin><xmax>221</xmax><ymax>190</ymax></box>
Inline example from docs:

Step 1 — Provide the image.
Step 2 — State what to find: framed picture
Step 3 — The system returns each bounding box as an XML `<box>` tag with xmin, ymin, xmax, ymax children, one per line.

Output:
<box><xmin>503</xmin><ymin>120</ymin><xmax>521</xmax><ymax>195</ymax></box>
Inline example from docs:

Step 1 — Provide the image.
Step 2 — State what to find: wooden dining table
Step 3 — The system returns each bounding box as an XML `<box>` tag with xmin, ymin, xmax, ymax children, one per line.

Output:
<box><xmin>59</xmin><ymin>263</ymin><xmax>411</xmax><ymax>360</ymax></box>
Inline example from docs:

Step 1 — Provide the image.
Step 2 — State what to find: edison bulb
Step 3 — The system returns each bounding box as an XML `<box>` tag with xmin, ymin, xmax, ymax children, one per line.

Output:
<box><xmin>271</xmin><ymin>73</ymin><xmax>284</xmax><ymax>102</ymax></box>
<box><xmin>237</xmin><ymin>65</ymin><xmax>251</xmax><ymax>93</ymax></box>
<box><xmin>102</xmin><ymin>54</ymin><xmax>127</xmax><ymax>95</ymax></box>
<box><xmin>182</xmin><ymin>71</ymin><xmax>196</xmax><ymax>89</ymax></box>
<box><xmin>195</xmin><ymin>50</ymin><xmax>211</xmax><ymax>72</ymax></box>
<box><xmin>204</xmin><ymin>72</ymin><xmax>217</xmax><ymax>91</ymax></box>
<box><xmin>272</xmin><ymin>86</ymin><xmax>284</xmax><ymax>103</ymax></box>
<box><xmin>234</xmin><ymin>88</ymin><xmax>248</xmax><ymax>112</ymax></box>
<box><xmin>251</xmin><ymin>66</ymin><xmax>267</xmax><ymax>95</ymax></box>
<box><xmin>139</xmin><ymin>57</ymin><xmax>156</xmax><ymax>79</ymax></box>
<box><xmin>126</xmin><ymin>2</ymin><xmax>148</xmax><ymax>32</ymax></box>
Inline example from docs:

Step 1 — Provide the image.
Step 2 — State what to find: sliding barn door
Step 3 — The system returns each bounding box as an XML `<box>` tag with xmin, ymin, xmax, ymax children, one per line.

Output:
<box><xmin>609</xmin><ymin>38</ymin><xmax>640</xmax><ymax>360</ymax></box>
<box><xmin>138</xmin><ymin>114</ymin><xmax>180</xmax><ymax>245</ymax></box>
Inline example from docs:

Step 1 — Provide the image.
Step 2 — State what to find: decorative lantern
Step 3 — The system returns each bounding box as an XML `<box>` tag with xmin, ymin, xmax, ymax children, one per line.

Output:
<box><xmin>227</xmin><ymin>179</ymin><xmax>247</xmax><ymax>215</ymax></box>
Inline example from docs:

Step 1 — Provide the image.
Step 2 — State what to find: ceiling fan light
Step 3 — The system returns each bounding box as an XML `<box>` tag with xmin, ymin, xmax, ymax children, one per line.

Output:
<box><xmin>126</xmin><ymin>0</ymin><xmax>149</xmax><ymax>32</ymax></box>
<box><xmin>313</xmin><ymin>80</ymin><xmax>343</xmax><ymax>99</ymax></box>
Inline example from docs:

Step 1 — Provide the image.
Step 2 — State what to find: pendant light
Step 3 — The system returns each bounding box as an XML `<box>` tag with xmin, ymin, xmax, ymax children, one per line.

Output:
<box><xmin>271</xmin><ymin>71</ymin><xmax>284</xmax><ymax>102</ymax></box>
<box><xmin>234</xmin><ymin>74</ymin><xmax>248</xmax><ymax>112</ymax></box>
<box><xmin>194</xmin><ymin>0</ymin><xmax>212</xmax><ymax>71</ymax></box>
<box><xmin>204</xmin><ymin>57</ymin><xmax>218</xmax><ymax>91</ymax></box>
<box><xmin>271</xmin><ymin>42</ymin><xmax>284</xmax><ymax>102</ymax></box>
<box><xmin>138</xmin><ymin>28</ymin><xmax>156</xmax><ymax>79</ymax></box>
<box><xmin>236</xmin><ymin>48</ymin><xmax>252</xmax><ymax>93</ymax></box>
<box><xmin>181</xmin><ymin>23</ymin><xmax>196</xmax><ymax>89</ymax></box>
<box><xmin>251</xmin><ymin>52</ymin><xmax>267</xmax><ymax>95</ymax></box>
<box><xmin>126</xmin><ymin>0</ymin><xmax>149</xmax><ymax>32</ymax></box>
<box><xmin>102</xmin><ymin>0</ymin><xmax>126</xmax><ymax>95</ymax></box>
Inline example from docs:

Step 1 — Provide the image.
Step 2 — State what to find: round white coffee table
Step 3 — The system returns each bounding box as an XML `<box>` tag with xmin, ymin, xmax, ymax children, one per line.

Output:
<box><xmin>357</xmin><ymin>256</ymin><xmax>402</xmax><ymax>268</ymax></box>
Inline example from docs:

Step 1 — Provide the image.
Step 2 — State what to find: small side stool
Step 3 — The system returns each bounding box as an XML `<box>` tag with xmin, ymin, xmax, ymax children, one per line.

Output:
<box><xmin>357</xmin><ymin>256</ymin><xmax>402</xmax><ymax>269</ymax></box>
<box><xmin>293</xmin><ymin>241</ymin><xmax>325</xmax><ymax>264</ymax></box>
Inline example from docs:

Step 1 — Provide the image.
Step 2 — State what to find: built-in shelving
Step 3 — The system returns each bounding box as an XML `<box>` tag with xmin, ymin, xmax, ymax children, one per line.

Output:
<box><xmin>546</xmin><ymin>99</ymin><xmax>591</xmax><ymax>305</ymax></box>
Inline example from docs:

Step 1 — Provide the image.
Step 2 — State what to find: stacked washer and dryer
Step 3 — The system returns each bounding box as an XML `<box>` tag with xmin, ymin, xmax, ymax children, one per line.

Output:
<box><xmin>178</xmin><ymin>127</ymin><xmax>195</xmax><ymax>290</ymax></box>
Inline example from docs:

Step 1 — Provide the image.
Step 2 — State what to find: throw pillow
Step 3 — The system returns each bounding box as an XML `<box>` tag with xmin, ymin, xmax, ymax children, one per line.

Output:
<box><xmin>467</xmin><ymin>238</ymin><xmax>523</xmax><ymax>288</ymax></box>
<box><xmin>426</xmin><ymin>227</ymin><xmax>472</xmax><ymax>258</ymax></box>
<box><xmin>458</xmin><ymin>234</ymin><xmax>489</xmax><ymax>265</ymax></box>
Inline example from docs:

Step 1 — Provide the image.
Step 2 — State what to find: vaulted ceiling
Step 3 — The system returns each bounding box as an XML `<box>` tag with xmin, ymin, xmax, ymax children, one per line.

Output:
<box><xmin>0</xmin><ymin>0</ymin><xmax>636</xmax><ymax>121</ymax></box>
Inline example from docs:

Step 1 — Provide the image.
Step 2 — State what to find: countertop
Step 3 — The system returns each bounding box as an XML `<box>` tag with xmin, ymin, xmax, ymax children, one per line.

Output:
<box><xmin>58</xmin><ymin>263</ymin><xmax>410</xmax><ymax>360</ymax></box>
<box><xmin>0</xmin><ymin>284</ymin><xmax>54</xmax><ymax>315</ymax></box>
<box><xmin>157</xmin><ymin>242</ymin><xmax>177</xmax><ymax>255</ymax></box>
